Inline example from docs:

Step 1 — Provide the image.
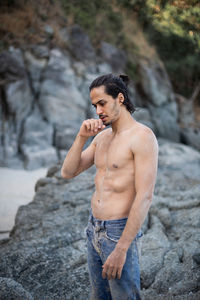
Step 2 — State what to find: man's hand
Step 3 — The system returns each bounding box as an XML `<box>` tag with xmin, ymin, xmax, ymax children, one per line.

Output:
<box><xmin>102</xmin><ymin>248</ymin><xmax>127</xmax><ymax>280</ymax></box>
<box><xmin>79</xmin><ymin>119</ymin><xmax>106</xmax><ymax>138</ymax></box>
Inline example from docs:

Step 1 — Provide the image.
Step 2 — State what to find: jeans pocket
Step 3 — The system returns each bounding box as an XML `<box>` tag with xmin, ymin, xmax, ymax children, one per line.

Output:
<box><xmin>86</xmin><ymin>222</ymin><xmax>93</xmax><ymax>239</ymax></box>
<box><xmin>105</xmin><ymin>225</ymin><xmax>125</xmax><ymax>242</ymax></box>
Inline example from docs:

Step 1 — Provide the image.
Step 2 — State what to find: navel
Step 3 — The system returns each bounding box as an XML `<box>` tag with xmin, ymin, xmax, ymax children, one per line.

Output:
<box><xmin>113</xmin><ymin>164</ymin><xmax>118</xmax><ymax>168</ymax></box>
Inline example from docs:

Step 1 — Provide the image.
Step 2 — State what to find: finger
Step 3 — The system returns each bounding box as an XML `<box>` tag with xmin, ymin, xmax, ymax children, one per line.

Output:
<box><xmin>98</xmin><ymin>120</ymin><xmax>106</xmax><ymax>131</ymax></box>
<box><xmin>94</xmin><ymin>120</ymin><xmax>99</xmax><ymax>132</ymax></box>
<box><xmin>111</xmin><ymin>267</ymin><xmax>118</xmax><ymax>279</ymax></box>
<box><xmin>105</xmin><ymin>265</ymin><xmax>115</xmax><ymax>280</ymax></box>
<box><xmin>85</xmin><ymin>120</ymin><xmax>91</xmax><ymax>131</ymax></box>
<box><xmin>98</xmin><ymin>119</ymin><xmax>103</xmax><ymax>129</ymax></box>
<box><xmin>102</xmin><ymin>268</ymin><xmax>107</xmax><ymax>279</ymax></box>
<box><xmin>90</xmin><ymin>120</ymin><xmax>95</xmax><ymax>132</ymax></box>
<box><xmin>117</xmin><ymin>268</ymin><xmax>122</xmax><ymax>279</ymax></box>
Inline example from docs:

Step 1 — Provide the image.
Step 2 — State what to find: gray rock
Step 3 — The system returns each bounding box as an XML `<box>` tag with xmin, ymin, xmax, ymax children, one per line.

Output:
<box><xmin>0</xmin><ymin>277</ymin><xmax>34</xmax><ymax>300</ymax></box>
<box><xmin>39</xmin><ymin>48</ymin><xmax>86</xmax><ymax>128</ymax></box>
<box><xmin>139</xmin><ymin>60</ymin><xmax>174</xmax><ymax>107</ymax></box>
<box><xmin>100</xmin><ymin>41</ymin><xmax>127</xmax><ymax>73</ymax></box>
<box><xmin>0</xmin><ymin>140</ymin><xmax>199</xmax><ymax>299</ymax></box>
<box><xmin>181</xmin><ymin>127</ymin><xmax>200</xmax><ymax>151</ymax></box>
<box><xmin>28</xmin><ymin>45</ymin><xmax>49</xmax><ymax>59</ymax></box>
<box><xmin>149</xmin><ymin>102</ymin><xmax>180</xmax><ymax>141</ymax></box>
<box><xmin>0</xmin><ymin>51</ymin><xmax>25</xmax><ymax>85</ymax></box>
<box><xmin>138</xmin><ymin>60</ymin><xmax>180</xmax><ymax>141</ymax></box>
<box><xmin>24</xmin><ymin>51</ymin><xmax>48</xmax><ymax>95</ymax></box>
<box><xmin>21</xmin><ymin>106</ymin><xmax>58</xmax><ymax>169</ymax></box>
<box><xmin>68</xmin><ymin>24</ymin><xmax>96</xmax><ymax>63</ymax></box>
<box><xmin>54</xmin><ymin>126</ymin><xmax>76</xmax><ymax>150</ymax></box>
<box><xmin>134</xmin><ymin>107</ymin><xmax>155</xmax><ymax>131</ymax></box>
<box><xmin>44</xmin><ymin>25</ymin><xmax>54</xmax><ymax>37</ymax></box>
<box><xmin>0</xmin><ymin>49</ymin><xmax>33</xmax><ymax>168</ymax></box>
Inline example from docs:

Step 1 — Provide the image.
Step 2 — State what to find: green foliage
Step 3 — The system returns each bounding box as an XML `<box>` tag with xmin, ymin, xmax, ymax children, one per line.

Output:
<box><xmin>118</xmin><ymin>0</ymin><xmax>200</xmax><ymax>96</ymax></box>
<box><xmin>61</xmin><ymin>0</ymin><xmax>124</xmax><ymax>46</ymax></box>
<box><xmin>61</xmin><ymin>0</ymin><xmax>200</xmax><ymax>96</ymax></box>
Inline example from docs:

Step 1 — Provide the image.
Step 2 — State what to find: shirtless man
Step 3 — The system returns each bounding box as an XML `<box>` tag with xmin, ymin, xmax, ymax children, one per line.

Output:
<box><xmin>61</xmin><ymin>74</ymin><xmax>158</xmax><ymax>300</ymax></box>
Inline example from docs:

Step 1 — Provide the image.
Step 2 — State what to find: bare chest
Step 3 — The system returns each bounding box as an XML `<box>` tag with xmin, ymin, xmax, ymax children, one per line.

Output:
<box><xmin>94</xmin><ymin>134</ymin><xmax>133</xmax><ymax>170</ymax></box>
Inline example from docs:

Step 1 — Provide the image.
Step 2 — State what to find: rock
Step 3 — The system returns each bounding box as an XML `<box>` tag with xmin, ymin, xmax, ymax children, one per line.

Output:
<box><xmin>175</xmin><ymin>93</ymin><xmax>195</xmax><ymax>127</ymax></box>
<box><xmin>134</xmin><ymin>107</ymin><xmax>155</xmax><ymax>131</ymax></box>
<box><xmin>0</xmin><ymin>51</ymin><xmax>25</xmax><ymax>85</ymax></box>
<box><xmin>100</xmin><ymin>41</ymin><xmax>127</xmax><ymax>73</ymax></box>
<box><xmin>0</xmin><ymin>34</ymin><xmax>198</xmax><ymax>173</ymax></box>
<box><xmin>39</xmin><ymin>48</ymin><xmax>87</xmax><ymax>128</ymax></box>
<box><xmin>28</xmin><ymin>45</ymin><xmax>49</xmax><ymax>59</ymax></box>
<box><xmin>44</xmin><ymin>25</ymin><xmax>54</xmax><ymax>37</ymax></box>
<box><xmin>0</xmin><ymin>277</ymin><xmax>34</xmax><ymax>300</ymax></box>
<box><xmin>180</xmin><ymin>127</ymin><xmax>200</xmax><ymax>151</ymax></box>
<box><xmin>21</xmin><ymin>106</ymin><xmax>58</xmax><ymax>169</ymax></box>
<box><xmin>138</xmin><ymin>59</ymin><xmax>180</xmax><ymax>141</ymax></box>
<box><xmin>139</xmin><ymin>60</ymin><xmax>174</xmax><ymax>107</ymax></box>
<box><xmin>24</xmin><ymin>50</ymin><xmax>48</xmax><ymax>95</ymax></box>
<box><xmin>0</xmin><ymin>48</ymin><xmax>33</xmax><ymax>168</ymax></box>
<box><xmin>68</xmin><ymin>24</ymin><xmax>96</xmax><ymax>63</ymax></box>
<box><xmin>148</xmin><ymin>101</ymin><xmax>180</xmax><ymax>141</ymax></box>
<box><xmin>54</xmin><ymin>126</ymin><xmax>76</xmax><ymax>150</ymax></box>
<box><xmin>0</xmin><ymin>140</ymin><xmax>199</xmax><ymax>299</ymax></box>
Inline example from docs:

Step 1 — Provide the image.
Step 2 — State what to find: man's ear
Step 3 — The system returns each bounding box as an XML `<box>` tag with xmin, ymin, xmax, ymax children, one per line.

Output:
<box><xmin>118</xmin><ymin>93</ymin><xmax>124</xmax><ymax>105</ymax></box>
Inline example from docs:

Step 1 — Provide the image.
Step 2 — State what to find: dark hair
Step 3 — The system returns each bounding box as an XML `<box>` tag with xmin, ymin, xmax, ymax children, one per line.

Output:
<box><xmin>89</xmin><ymin>74</ymin><xmax>135</xmax><ymax>114</ymax></box>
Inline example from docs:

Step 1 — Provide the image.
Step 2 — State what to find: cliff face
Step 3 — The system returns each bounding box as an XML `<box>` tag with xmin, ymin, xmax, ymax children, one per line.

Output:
<box><xmin>0</xmin><ymin>1</ymin><xmax>199</xmax><ymax>169</ymax></box>
<box><xmin>0</xmin><ymin>140</ymin><xmax>200</xmax><ymax>299</ymax></box>
<box><xmin>0</xmin><ymin>3</ymin><xmax>200</xmax><ymax>299</ymax></box>
<box><xmin>1</xmin><ymin>23</ymin><xmax>197</xmax><ymax>170</ymax></box>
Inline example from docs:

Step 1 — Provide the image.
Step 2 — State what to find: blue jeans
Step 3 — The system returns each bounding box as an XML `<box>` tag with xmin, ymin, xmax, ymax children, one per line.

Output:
<box><xmin>86</xmin><ymin>212</ymin><xmax>142</xmax><ymax>300</ymax></box>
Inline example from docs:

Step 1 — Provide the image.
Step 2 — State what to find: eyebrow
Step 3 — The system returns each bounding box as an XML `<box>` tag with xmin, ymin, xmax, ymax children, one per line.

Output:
<box><xmin>92</xmin><ymin>99</ymin><xmax>106</xmax><ymax>106</ymax></box>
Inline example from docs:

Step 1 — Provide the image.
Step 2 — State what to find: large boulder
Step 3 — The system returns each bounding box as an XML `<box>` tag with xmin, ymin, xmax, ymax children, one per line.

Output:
<box><xmin>100</xmin><ymin>41</ymin><xmax>127</xmax><ymax>73</ymax></box>
<box><xmin>21</xmin><ymin>106</ymin><xmax>58</xmax><ymax>169</ymax></box>
<box><xmin>0</xmin><ymin>277</ymin><xmax>33</xmax><ymax>300</ymax></box>
<box><xmin>138</xmin><ymin>60</ymin><xmax>180</xmax><ymax>142</ymax></box>
<box><xmin>0</xmin><ymin>48</ymin><xmax>33</xmax><ymax>168</ymax></box>
<box><xmin>0</xmin><ymin>140</ymin><xmax>199</xmax><ymax>299</ymax></box>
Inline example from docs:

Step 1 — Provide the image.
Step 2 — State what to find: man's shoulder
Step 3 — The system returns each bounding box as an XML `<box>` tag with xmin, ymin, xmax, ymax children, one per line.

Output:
<box><xmin>92</xmin><ymin>127</ymin><xmax>111</xmax><ymax>144</ymax></box>
<box><xmin>130</xmin><ymin>121</ymin><xmax>158</xmax><ymax>149</ymax></box>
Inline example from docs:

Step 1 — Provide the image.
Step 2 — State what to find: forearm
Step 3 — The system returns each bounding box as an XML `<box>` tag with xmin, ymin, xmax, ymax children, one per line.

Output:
<box><xmin>61</xmin><ymin>134</ymin><xmax>88</xmax><ymax>178</ymax></box>
<box><xmin>116</xmin><ymin>194</ymin><xmax>152</xmax><ymax>252</ymax></box>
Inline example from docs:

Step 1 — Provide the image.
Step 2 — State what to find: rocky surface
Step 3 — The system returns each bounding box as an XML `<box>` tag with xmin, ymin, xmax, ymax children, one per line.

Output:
<box><xmin>1</xmin><ymin>24</ymin><xmax>199</xmax><ymax>170</ymax></box>
<box><xmin>0</xmin><ymin>139</ymin><xmax>199</xmax><ymax>299</ymax></box>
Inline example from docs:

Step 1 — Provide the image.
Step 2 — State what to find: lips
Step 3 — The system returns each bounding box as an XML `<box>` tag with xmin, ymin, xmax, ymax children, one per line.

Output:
<box><xmin>99</xmin><ymin>115</ymin><xmax>107</xmax><ymax>121</ymax></box>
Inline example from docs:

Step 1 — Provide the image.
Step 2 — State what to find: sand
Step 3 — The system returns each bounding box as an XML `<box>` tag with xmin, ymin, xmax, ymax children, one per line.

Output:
<box><xmin>0</xmin><ymin>167</ymin><xmax>47</xmax><ymax>239</ymax></box>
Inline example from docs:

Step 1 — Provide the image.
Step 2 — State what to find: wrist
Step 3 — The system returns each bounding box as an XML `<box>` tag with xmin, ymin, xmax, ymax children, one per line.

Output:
<box><xmin>115</xmin><ymin>241</ymin><xmax>129</xmax><ymax>253</ymax></box>
<box><xmin>77</xmin><ymin>133</ymin><xmax>89</xmax><ymax>141</ymax></box>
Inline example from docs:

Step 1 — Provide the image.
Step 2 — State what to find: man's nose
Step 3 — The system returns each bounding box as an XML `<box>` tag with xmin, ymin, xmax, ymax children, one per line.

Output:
<box><xmin>96</xmin><ymin>106</ymin><xmax>103</xmax><ymax>115</ymax></box>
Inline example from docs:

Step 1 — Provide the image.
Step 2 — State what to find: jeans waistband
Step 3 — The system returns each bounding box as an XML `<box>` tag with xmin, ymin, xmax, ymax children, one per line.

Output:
<box><xmin>89</xmin><ymin>211</ymin><xmax>128</xmax><ymax>228</ymax></box>
<box><xmin>89</xmin><ymin>211</ymin><xmax>143</xmax><ymax>238</ymax></box>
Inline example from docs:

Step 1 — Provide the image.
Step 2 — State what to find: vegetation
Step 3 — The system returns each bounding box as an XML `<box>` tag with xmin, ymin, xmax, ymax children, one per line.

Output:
<box><xmin>61</xmin><ymin>0</ymin><xmax>125</xmax><ymax>48</ymax></box>
<box><xmin>0</xmin><ymin>0</ymin><xmax>199</xmax><ymax>97</ymax></box>
<box><xmin>117</xmin><ymin>0</ymin><xmax>200</xmax><ymax>96</ymax></box>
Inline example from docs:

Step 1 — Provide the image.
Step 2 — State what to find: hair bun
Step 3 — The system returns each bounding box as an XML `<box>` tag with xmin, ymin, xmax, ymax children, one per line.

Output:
<box><xmin>119</xmin><ymin>74</ymin><xmax>129</xmax><ymax>86</ymax></box>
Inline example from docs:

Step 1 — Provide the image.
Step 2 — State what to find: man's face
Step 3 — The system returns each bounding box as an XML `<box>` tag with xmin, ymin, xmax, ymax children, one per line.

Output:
<box><xmin>90</xmin><ymin>86</ymin><xmax>121</xmax><ymax>126</ymax></box>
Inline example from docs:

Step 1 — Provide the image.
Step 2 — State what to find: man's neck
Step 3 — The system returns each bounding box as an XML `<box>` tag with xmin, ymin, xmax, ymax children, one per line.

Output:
<box><xmin>111</xmin><ymin>109</ymin><xmax>136</xmax><ymax>134</ymax></box>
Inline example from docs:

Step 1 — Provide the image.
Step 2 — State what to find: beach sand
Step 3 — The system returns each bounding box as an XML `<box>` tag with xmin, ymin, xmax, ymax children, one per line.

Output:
<box><xmin>0</xmin><ymin>167</ymin><xmax>47</xmax><ymax>239</ymax></box>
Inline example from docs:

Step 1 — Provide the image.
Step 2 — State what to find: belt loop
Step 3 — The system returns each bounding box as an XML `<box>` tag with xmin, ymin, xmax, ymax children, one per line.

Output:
<box><xmin>90</xmin><ymin>213</ymin><xmax>94</xmax><ymax>225</ymax></box>
<box><xmin>102</xmin><ymin>220</ymin><xmax>106</xmax><ymax>229</ymax></box>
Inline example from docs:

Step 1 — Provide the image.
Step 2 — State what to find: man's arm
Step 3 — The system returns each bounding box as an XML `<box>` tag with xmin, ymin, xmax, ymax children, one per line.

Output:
<box><xmin>102</xmin><ymin>127</ymin><xmax>158</xmax><ymax>280</ymax></box>
<box><xmin>61</xmin><ymin>119</ymin><xmax>105</xmax><ymax>179</ymax></box>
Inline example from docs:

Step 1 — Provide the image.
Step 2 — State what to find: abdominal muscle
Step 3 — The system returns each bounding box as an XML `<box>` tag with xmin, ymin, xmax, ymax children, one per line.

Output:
<box><xmin>91</xmin><ymin>169</ymin><xmax>136</xmax><ymax>220</ymax></box>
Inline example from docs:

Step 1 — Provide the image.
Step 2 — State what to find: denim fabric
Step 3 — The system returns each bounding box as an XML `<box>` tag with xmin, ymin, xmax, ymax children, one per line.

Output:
<box><xmin>86</xmin><ymin>212</ymin><xmax>142</xmax><ymax>300</ymax></box>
